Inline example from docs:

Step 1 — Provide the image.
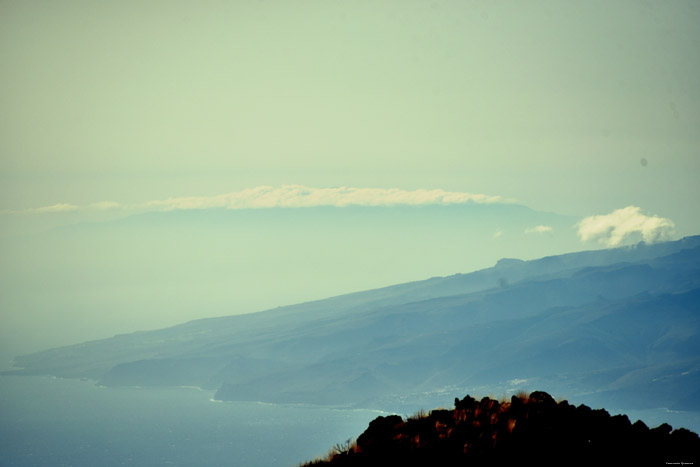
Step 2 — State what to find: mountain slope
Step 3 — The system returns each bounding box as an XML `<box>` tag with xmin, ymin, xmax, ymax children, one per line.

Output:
<box><xmin>7</xmin><ymin>236</ymin><xmax>700</xmax><ymax>414</ymax></box>
<box><xmin>0</xmin><ymin>202</ymin><xmax>582</xmax><ymax>356</ymax></box>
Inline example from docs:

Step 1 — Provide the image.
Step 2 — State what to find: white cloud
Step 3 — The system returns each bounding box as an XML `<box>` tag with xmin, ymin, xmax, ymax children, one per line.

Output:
<box><xmin>4</xmin><ymin>202</ymin><xmax>111</xmax><ymax>215</ymax></box>
<box><xmin>577</xmin><ymin>206</ymin><xmax>675</xmax><ymax>247</ymax></box>
<box><xmin>139</xmin><ymin>185</ymin><xmax>511</xmax><ymax>211</ymax></box>
<box><xmin>31</xmin><ymin>203</ymin><xmax>80</xmax><ymax>213</ymax></box>
<box><xmin>493</xmin><ymin>230</ymin><xmax>504</xmax><ymax>239</ymax></box>
<box><xmin>525</xmin><ymin>225</ymin><xmax>553</xmax><ymax>234</ymax></box>
<box><xmin>4</xmin><ymin>186</ymin><xmax>513</xmax><ymax>215</ymax></box>
<box><xmin>89</xmin><ymin>201</ymin><xmax>122</xmax><ymax>210</ymax></box>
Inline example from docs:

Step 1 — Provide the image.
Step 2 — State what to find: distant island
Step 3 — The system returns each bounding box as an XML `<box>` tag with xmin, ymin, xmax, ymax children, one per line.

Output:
<box><xmin>302</xmin><ymin>391</ymin><xmax>699</xmax><ymax>466</ymax></box>
<box><xmin>8</xmin><ymin>236</ymin><xmax>700</xmax><ymax>417</ymax></box>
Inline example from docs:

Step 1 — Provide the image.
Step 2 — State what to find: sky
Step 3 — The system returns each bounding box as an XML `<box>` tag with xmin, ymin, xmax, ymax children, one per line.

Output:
<box><xmin>1</xmin><ymin>1</ymin><xmax>698</xmax><ymax>223</ymax></box>
<box><xmin>1</xmin><ymin>1</ymin><xmax>699</xmax><ymax>355</ymax></box>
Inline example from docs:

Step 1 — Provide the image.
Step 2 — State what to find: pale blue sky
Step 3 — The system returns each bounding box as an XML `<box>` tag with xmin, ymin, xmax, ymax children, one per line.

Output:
<box><xmin>1</xmin><ymin>1</ymin><xmax>700</xmax><ymax>355</ymax></box>
<box><xmin>1</xmin><ymin>0</ymin><xmax>698</xmax><ymax>231</ymax></box>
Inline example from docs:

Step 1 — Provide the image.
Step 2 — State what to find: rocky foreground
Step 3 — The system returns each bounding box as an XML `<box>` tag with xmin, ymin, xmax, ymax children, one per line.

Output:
<box><xmin>302</xmin><ymin>391</ymin><xmax>699</xmax><ymax>466</ymax></box>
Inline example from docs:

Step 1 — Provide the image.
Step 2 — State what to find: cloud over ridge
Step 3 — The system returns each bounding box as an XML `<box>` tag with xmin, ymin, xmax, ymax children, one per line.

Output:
<box><xmin>144</xmin><ymin>186</ymin><xmax>508</xmax><ymax>211</ymax></box>
<box><xmin>11</xmin><ymin>186</ymin><xmax>512</xmax><ymax>214</ymax></box>
<box><xmin>525</xmin><ymin>225</ymin><xmax>553</xmax><ymax>234</ymax></box>
<box><xmin>30</xmin><ymin>203</ymin><xmax>80</xmax><ymax>214</ymax></box>
<box><xmin>577</xmin><ymin>206</ymin><xmax>675</xmax><ymax>247</ymax></box>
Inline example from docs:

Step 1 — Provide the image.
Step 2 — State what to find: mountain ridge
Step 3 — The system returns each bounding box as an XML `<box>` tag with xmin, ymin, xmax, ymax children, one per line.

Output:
<box><xmin>6</xmin><ymin>236</ymin><xmax>700</xmax><ymax>418</ymax></box>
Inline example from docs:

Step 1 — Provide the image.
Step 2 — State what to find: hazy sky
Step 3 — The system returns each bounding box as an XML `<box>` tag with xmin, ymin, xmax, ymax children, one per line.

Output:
<box><xmin>1</xmin><ymin>0</ymin><xmax>698</xmax><ymax>230</ymax></box>
<box><xmin>1</xmin><ymin>0</ymin><xmax>700</xmax><ymax>357</ymax></box>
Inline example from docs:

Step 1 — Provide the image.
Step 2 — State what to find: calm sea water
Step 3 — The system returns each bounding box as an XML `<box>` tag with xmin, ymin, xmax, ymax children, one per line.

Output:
<box><xmin>0</xmin><ymin>375</ymin><xmax>384</xmax><ymax>467</ymax></box>
<box><xmin>2</xmin><ymin>375</ymin><xmax>698</xmax><ymax>467</ymax></box>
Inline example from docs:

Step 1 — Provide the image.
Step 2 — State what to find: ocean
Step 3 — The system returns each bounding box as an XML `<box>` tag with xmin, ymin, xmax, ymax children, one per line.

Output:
<box><xmin>2</xmin><ymin>374</ymin><xmax>698</xmax><ymax>467</ymax></box>
<box><xmin>0</xmin><ymin>375</ymin><xmax>383</xmax><ymax>467</ymax></box>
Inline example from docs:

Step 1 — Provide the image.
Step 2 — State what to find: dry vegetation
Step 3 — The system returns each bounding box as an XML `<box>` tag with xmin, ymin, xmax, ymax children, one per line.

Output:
<box><xmin>301</xmin><ymin>391</ymin><xmax>699</xmax><ymax>466</ymax></box>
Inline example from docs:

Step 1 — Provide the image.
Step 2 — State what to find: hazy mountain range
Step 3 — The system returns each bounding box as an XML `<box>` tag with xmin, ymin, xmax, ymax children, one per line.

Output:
<box><xmin>1</xmin><ymin>202</ymin><xmax>582</xmax><ymax>355</ymax></box>
<box><xmin>7</xmin><ymin>235</ymin><xmax>700</xmax><ymax>415</ymax></box>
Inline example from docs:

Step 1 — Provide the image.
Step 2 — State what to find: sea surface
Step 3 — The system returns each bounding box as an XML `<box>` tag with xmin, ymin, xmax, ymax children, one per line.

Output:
<box><xmin>2</xmin><ymin>375</ymin><xmax>699</xmax><ymax>467</ymax></box>
<box><xmin>0</xmin><ymin>375</ymin><xmax>384</xmax><ymax>467</ymax></box>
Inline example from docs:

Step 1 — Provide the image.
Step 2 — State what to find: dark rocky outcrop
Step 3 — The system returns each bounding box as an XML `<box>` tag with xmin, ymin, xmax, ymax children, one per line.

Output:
<box><xmin>302</xmin><ymin>391</ymin><xmax>700</xmax><ymax>466</ymax></box>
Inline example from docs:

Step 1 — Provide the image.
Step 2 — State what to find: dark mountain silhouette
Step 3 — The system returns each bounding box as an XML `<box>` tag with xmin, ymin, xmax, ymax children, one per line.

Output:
<box><xmin>301</xmin><ymin>391</ymin><xmax>700</xmax><ymax>466</ymax></box>
<box><xmin>6</xmin><ymin>236</ymin><xmax>700</xmax><ymax>417</ymax></box>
